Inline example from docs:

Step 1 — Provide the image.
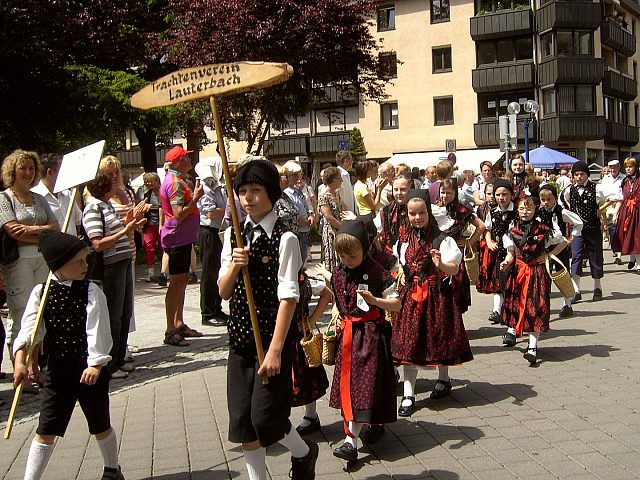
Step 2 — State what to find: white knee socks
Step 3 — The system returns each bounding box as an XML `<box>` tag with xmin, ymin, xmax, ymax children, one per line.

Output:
<box><xmin>244</xmin><ymin>447</ymin><xmax>267</xmax><ymax>480</ymax></box>
<box><xmin>528</xmin><ymin>332</ymin><xmax>539</xmax><ymax>350</ymax></box>
<box><xmin>493</xmin><ymin>294</ymin><xmax>503</xmax><ymax>313</ymax></box>
<box><xmin>572</xmin><ymin>275</ymin><xmax>581</xmax><ymax>293</ymax></box>
<box><xmin>280</xmin><ymin>426</ymin><xmax>309</xmax><ymax>458</ymax></box>
<box><xmin>96</xmin><ymin>429</ymin><xmax>118</xmax><ymax>469</ymax></box>
<box><xmin>593</xmin><ymin>278</ymin><xmax>601</xmax><ymax>290</ymax></box>
<box><xmin>345</xmin><ymin>421</ymin><xmax>363</xmax><ymax>449</ymax></box>
<box><xmin>298</xmin><ymin>401</ymin><xmax>318</xmax><ymax>428</ymax></box>
<box><xmin>24</xmin><ymin>440</ymin><xmax>55</xmax><ymax>480</ymax></box>
<box><xmin>402</xmin><ymin>365</ymin><xmax>418</xmax><ymax>405</ymax></box>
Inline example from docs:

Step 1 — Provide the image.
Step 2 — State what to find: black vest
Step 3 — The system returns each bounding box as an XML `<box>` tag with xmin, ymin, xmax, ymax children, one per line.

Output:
<box><xmin>44</xmin><ymin>280</ymin><xmax>90</xmax><ymax>360</ymax></box>
<box><xmin>229</xmin><ymin>219</ymin><xmax>287</xmax><ymax>352</ymax></box>
<box><xmin>490</xmin><ymin>207</ymin><xmax>516</xmax><ymax>247</ymax></box>
<box><xmin>569</xmin><ymin>181</ymin><xmax>600</xmax><ymax>231</ymax></box>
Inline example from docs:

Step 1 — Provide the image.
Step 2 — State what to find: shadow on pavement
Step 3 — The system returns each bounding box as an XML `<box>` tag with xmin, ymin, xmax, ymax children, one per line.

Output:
<box><xmin>141</xmin><ymin>468</ymin><xmax>239</xmax><ymax>479</ymax></box>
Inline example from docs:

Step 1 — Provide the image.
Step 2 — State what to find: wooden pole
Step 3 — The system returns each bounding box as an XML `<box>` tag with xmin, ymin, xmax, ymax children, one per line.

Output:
<box><xmin>209</xmin><ymin>96</ymin><xmax>268</xmax><ymax>384</ymax></box>
<box><xmin>4</xmin><ymin>187</ymin><xmax>79</xmax><ymax>439</ymax></box>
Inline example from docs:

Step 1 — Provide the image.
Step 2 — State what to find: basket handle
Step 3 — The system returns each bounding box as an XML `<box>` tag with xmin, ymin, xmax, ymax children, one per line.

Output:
<box><xmin>545</xmin><ymin>253</ymin><xmax>566</xmax><ymax>277</ymax></box>
<box><xmin>464</xmin><ymin>240</ymin><xmax>475</xmax><ymax>260</ymax></box>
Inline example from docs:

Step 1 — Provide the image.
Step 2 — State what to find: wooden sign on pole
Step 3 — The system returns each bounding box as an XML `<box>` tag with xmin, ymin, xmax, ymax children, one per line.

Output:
<box><xmin>131</xmin><ymin>61</ymin><xmax>294</xmax><ymax>384</ymax></box>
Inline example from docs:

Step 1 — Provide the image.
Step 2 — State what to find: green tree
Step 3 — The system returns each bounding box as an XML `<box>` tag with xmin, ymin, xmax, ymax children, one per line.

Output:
<box><xmin>349</xmin><ymin>127</ymin><xmax>367</xmax><ymax>159</ymax></box>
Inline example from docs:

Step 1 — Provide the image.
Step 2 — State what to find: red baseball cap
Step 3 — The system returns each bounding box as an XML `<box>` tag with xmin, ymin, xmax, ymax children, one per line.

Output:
<box><xmin>165</xmin><ymin>145</ymin><xmax>193</xmax><ymax>163</ymax></box>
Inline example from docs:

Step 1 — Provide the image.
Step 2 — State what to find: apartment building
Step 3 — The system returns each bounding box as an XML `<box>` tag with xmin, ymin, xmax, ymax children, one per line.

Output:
<box><xmin>263</xmin><ymin>0</ymin><xmax>640</xmax><ymax>170</ymax></box>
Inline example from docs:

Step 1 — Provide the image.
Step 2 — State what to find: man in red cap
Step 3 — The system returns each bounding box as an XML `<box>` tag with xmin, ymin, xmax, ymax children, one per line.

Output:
<box><xmin>160</xmin><ymin>145</ymin><xmax>204</xmax><ymax>346</ymax></box>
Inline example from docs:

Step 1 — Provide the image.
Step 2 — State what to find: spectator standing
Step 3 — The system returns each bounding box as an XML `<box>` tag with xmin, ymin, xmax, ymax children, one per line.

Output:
<box><xmin>318</xmin><ymin>166</ymin><xmax>343</xmax><ymax>272</ymax></box>
<box><xmin>160</xmin><ymin>146</ymin><xmax>204</xmax><ymax>346</ymax></box>
<box><xmin>600</xmin><ymin>160</ymin><xmax>624</xmax><ymax>264</ymax></box>
<box><xmin>471</xmin><ymin>161</ymin><xmax>495</xmax><ymax>206</ymax></box>
<box><xmin>377</xmin><ymin>162</ymin><xmax>395</xmax><ymax>207</ymax></box>
<box><xmin>283</xmin><ymin>160</ymin><xmax>315</xmax><ymax>262</ymax></box>
<box><xmin>336</xmin><ymin>150</ymin><xmax>356</xmax><ymax>213</ymax></box>
<box><xmin>31</xmin><ymin>153</ymin><xmax>82</xmax><ymax>236</ymax></box>
<box><xmin>141</xmin><ymin>173</ymin><xmax>162</xmax><ymax>282</ymax></box>
<box><xmin>195</xmin><ymin>157</ymin><xmax>228</xmax><ymax>327</ymax></box>
<box><xmin>420</xmin><ymin>166</ymin><xmax>437</xmax><ymax>189</ymax></box>
<box><xmin>428</xmin><ymin>160</ymin><xmax>454</xmax><ymax>204</ymax></box>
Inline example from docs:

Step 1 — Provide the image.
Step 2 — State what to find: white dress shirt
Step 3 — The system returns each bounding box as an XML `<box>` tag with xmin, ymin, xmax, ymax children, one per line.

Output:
<box><xmin>32</xmin><ymin>181</ymin><xmax>82</xmax><ymax>235</ymax></box>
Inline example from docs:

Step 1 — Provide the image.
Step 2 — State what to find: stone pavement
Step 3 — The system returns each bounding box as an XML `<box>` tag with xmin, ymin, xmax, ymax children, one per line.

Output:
<box><xmin>2</xmin><ymin>245</ymin><xmax>640</xmax><ymax>479</ymax></box>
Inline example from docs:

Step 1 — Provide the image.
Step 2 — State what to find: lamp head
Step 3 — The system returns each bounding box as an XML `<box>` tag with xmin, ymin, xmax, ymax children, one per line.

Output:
<box><xmin>524</xmin><ymin>99</ymin><xmax>539</xmax><ymax>114</ymax></box>
<box><xmin>507</xmin><ymin>102</ymin><xmax>521</xmax><ymax>115</ymax></box>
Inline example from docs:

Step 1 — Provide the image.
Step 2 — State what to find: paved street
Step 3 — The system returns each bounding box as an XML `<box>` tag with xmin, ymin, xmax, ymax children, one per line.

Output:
<box><xmin>2</xmin><ymin>244</ymin><xmax>640</xmax><ymax>479</ymax></box>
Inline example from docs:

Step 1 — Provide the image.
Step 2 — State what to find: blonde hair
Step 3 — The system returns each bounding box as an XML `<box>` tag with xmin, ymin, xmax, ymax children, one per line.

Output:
<box><xmin>2</xmin><ymin>149</ymin><xmax>41</xmax><ymax>188</ymax></box>
<box><xmin>334</xmin><ymin>232</ymin><xmax>363</xmax><ymax>256</ymax></box>
<box><xmin>623</xmin><ymin>157</ymin><xmax>637</xmax><ymax>169</ymax></box>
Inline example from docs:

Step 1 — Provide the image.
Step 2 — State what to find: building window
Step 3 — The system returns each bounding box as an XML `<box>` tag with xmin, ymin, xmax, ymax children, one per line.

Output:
<box><xmin>635</xmin><ymin>103</ymin><xmax>639</xmax><ymax>126</ymax></box>
<box><xmin>381</xmin><ymin>102</ymin><xmax>399</xmax><ymax>129</ymax></box>
<box><xmin>543</xmin><ymin>31</ymin><xmax>593</xmax><ymax>57</ymax></box>
<box><xmin>377</xmin><ymin>4</ymin><xmax>395</xmax><ymax>31</ymax></box>
<box><xmin>431</xmin><ymin>0</ymin><xmax>450</xmax><ymax>23</ymax></box>
<box><xmin>543</xmin><ymin>88</ymin><xmax>556</xmax><ymax>115</ymax></box>
<box><xmin>604</xmin><ymin>96</ymin><xmax>614</xmax><ymax>121</ymax></box>
<box><xmin>434</xmin><ymin>96</ymin><xmax>454</xmax><ymax>125</ymax></box>
<box><xmin>477</xmin><ymin>36</ymin><xmax>533</xmax><ymax>66</ymax></box>
<box><xmin>556</xmin><ymin>86</ymin><xmax>595</xmax><ymax>113</ymax></box>
<box><xmin>379</xmin><ymin>52</ymin><xmax>398</xmax><ymax>79</ymax></box>
<box><xmin>477</xmin><ymin>0</ymin><xmax>529</xmax><ymax>14</ymax></box>
<box><xmin>432</xmin><ymin>46</ymin><xmax>452</xmax><ymax>73</ymax></box>
<box><xmin>477</xmin><ymin>90</ymin><xmax>535</xmax><ymax>121</ymax></box>
<box><xmin>315</xmin><ymin>106</ymin><xmax>359</xmax><ymax>133</ymax></box>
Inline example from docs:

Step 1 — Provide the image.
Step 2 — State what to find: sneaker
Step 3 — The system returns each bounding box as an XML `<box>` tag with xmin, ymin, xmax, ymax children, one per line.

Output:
<box><xmin>202</xmin><ymin>317</ymin><xmax>227</xmax><ymax>327</ymax></box>
<box><xmin>502</xmin><ymin>332</ymin><xmax>516</xmax><ymax>347</ymax></box>
<box><xmin>291</xmin><ymin>440</ymin><xmax>318</xmax><ymax>479</ymax></box>
<box><xmin>188</xmin><ymin>272</ymin><xmax>198</xmax><ymax>284</ymax></box>
<box><xmin>360</xmin><ymin>424</ymin><xmax>385</xmax><ymax>444</ymax></box>
<box><xmin>558</xmin><ymin>305</ymin><xmax>573</xmax><ymax>318</ymax></box>
<box><xmin>333</xmin><ymin>442</ymin><xmax>357</xmax><ymax>462</ymax></box>
<box><xmin>593</xmin><ymin>288</ymin><xmax>602</xmax><ymax>301</ymax></box>
<box><xmin>111</xmin><ymin>370</ymin><xmax>129</xmax><ymax>380</ymax></box>
<box><xmin>488</xmin><ymin>311</ymin><xmax>501</xmax><ymax>324</ymax></box>
<box><xmin>101</xmin><ymin>465</ymin><xmax>124</xmax><ymax>480</ymax></box>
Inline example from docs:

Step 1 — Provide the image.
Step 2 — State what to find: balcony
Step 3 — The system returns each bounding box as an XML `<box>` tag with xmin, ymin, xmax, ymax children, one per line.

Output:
<box><xmin>309</xmin><ymin>132</ymin><xmax>350</xmax><ymax>154</ymax></box>
<box><xmin>538</xmin><ymin>57</ymin><xmax>604</xmax><ymax>87</ymax></box>
<box><xmin>312</xmin><ymin>84</ymin><xmax>359</xmax><ymax>108</ymax></box>
<box><xmin>472</xmin><ymin>62</ymin><xmax>535</xmax><ymax>93</ymax></box>
<box><xmin>602</xmin><ymin>68</ymin><xmax>638</xmax><ymax>101</ymax></box>
<box><xmin>540</xmin><ymin>115</ymin><xmax>605</xmax><ymax>142</ymax></box>
<box><xmin>262</xmin><ymin>135</ymin><xmax>308</xmax><ymax>158</ymax></box>
<box><xmin>601</xmin><ymin>20</ymin><xmax>636</xmax><ymax>57</ymax></box>
<box><xmin>470</xmin><ymin>9</ymin><xmax>532</xmax><ymax>41</ymax></box>
<box><xmin>605</xmin><ymin>121</ymin><xmax>639</xmax><ymax>146</ymax></box>
<box><xmin>474</xmin><ymin>119</ymin><xmax>536</xmax><ymax>147</ymax></box>
<box><xmin>536</xmin><ymin>0</ymin><xmax>601</xmax><ymax>32</ymax></box>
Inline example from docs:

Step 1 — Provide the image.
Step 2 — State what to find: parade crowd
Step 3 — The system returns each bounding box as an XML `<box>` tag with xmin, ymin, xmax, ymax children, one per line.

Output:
<box><xmin>0</xmin><ymin>145</ymin><xmax>639</xmax><ymax>480</ymax></box>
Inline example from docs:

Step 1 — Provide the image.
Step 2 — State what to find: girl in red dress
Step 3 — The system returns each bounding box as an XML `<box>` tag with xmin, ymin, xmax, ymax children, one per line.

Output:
<box><xmin>391</xmin><ymin>190</ymin><xmax>473</xmax><ymax>417</ymax></box>
<box><xmin>475</xmin><ymin>180</ymin><xmax>497</xmax><ymax>295</ymax></box>
<box><xmin>500</xmin><ymin>196</ymin><xmax>567</xmax><ymax>364</ymax></box>
<box><xmin>611</xmin><ymin>157</ymin><xmax>640</xmax><ymax>274</ymax></box>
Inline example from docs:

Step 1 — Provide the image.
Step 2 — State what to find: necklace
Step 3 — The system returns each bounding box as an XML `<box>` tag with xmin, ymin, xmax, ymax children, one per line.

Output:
<box><xmin>10</xmin><ymin>188</ymin><xmax>34</xmax><ymax>207</ymax></box>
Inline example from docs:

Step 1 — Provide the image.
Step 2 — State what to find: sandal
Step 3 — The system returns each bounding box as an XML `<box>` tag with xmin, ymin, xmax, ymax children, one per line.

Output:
<box><xmin>178</xmin><ymin>324</ymin><xmax>203</xmax><ymax>338</ymax></box>
<box><xmin>164</xmin><ymin>330</ymin><xmax>189</xmax><ymax>347</ymax></box>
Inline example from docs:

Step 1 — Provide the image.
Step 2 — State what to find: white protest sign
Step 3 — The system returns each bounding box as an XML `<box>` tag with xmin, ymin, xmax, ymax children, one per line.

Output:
<box><xmin>54</xmin><ymin>140</ymin><xmax>105</xmax><ymax>193</ymax></box>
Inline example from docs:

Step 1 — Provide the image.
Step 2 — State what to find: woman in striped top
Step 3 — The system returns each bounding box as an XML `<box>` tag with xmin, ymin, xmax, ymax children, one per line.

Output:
<box><xmin>83</xmin><ymin>174</ymin><xmax>146</xmax><ymax>379</ymax></box>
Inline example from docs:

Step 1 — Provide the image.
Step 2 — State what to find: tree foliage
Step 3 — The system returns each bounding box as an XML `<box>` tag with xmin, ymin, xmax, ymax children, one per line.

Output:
<box><xmin>349</xmin><ymin>127</ymin><xmax>367</xmax><ymax>159</ymax></box>
<box><xmin>162</xmin><ymin>0</ymin><xmax>389</xmax><ymax>153</ymax></box>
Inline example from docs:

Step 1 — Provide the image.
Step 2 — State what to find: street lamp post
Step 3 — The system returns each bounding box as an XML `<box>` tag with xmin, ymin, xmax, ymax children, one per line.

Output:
<box><xmin>507</xmin><ymin>100</ymin><xmax>539</xmax><ymax>164</ymax></box>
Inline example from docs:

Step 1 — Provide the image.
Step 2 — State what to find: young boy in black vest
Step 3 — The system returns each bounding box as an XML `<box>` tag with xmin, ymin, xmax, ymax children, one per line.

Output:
<box><xmin>13</xmin><ymin>230</ymin><xmax>123</xmax><ymax>480</ymax></box>
<box><xmin>564</xmin><ymin>161</ymin><xmax>605</xmax><ymax>301</ymax></box>
<box><xmin>218</xmin><ymin>160</ymin><xmax>318</xmax><ymax>480</ymax></box>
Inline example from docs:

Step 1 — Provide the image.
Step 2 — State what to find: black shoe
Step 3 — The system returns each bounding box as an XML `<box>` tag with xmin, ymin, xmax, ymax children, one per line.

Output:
<box><xmin>593</xmin><ymin>288</ymin><xmax>602</xmax><ymax>301</ymax></box>
<box><xmin>430</xmin><ymin>379</ymin><xmax>452</xmax><ymax>399</ymax></box>
<box><xmin>559</xmin><ymin>305</ymin><xmax>573</xmax><ymax>318</ymax></box>
<box><xmin>360</xmin><ymin>424</ymin><xmax>385</xmax><ymax>444</ymax></box>
<box><xmin>333</xmin><ymin>442</ymin><xmax>357</xmax><ymax>462</ymax></box>
<box><xmin>156</xmin><ymin>273</ymin><xmax>168</xmax><ymax>287</ymax></box>
<box><xmin>202</xmin><ymin>317</ymin><xmax>227</xmax><ymax>327</ymax></box>
<box><xmin>488</xmin><ymin>311</ymin><xmax>501</xmax><ymax>324</ymax></box>
<box><xmin>291</xmin><ymin>440</ymin><xmax>318</xmax><ymax>479</ymax></box>
<box><xmin>188</xmin><ymin>272</ymin><xmax>198</xmax><ymax>284</ymax></box>
<box><xmin>502</xmin><ymin>332</ymin><xmax>516</xmax><ymax>347</ymax></box>
<box><xmin>398</xmin><ymin>396</ymin><xmax>415</xmax><ymax>417</ymax></box>
<box><xmin>523</xmin><ymin>348</ymin><xmax>537</xmax><ymax>366</ymax></box>
<box><xmin>615</xmin><ymin>256</ymin><xmax>623</xmax><ymax>265</ymax></box>
<box><xmin>296</xmin><ymin>415</ymin><xmax>321</xmax><ymax>436</ymax></box>
<box><xmin>215</xmin><ymin>311</ymin><xmax>229</xmax><ymax>321</ymax></box>
<box><xmin>628</xmin><ymin>261</ymin><xmax>636</xmax><ymax>270</ymax></box>
<box><xmin>572</xmin><ymin>292</ymin><xmax>582</xmax><ymax>303</ymax></box>
<box><xmin>102</xmin><ymin>465</ymin><xmax>124</xmax><ymax>480</ymax></box>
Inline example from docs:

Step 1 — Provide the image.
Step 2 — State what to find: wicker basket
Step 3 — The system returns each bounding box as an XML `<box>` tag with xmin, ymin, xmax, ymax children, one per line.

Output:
<box><xmin>322</xmin><ymin>308</ymin><xmax>339</xmax><ymax>366</ymax></box>
<box><xmin>545</xmin><ymin>253</ymin><xmax>575</xmax><ymax>299</ymax></box>
<box><xmin>464</xmin><ymin>241</ymin><xmax>479</xmax><ymax>284</ymax></box>
<box><xmin>300</xmin><ymin>316</ymin><xmax>323</xmax><ymax>368</ymax></box>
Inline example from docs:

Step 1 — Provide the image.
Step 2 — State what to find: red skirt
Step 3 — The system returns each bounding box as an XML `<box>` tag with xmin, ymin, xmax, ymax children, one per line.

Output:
<box><xmin>291</xmin><ymin>338</ymin><xmax>329</xmax><ymax>407</ymax></box>
<box><xmin>392</xmin><ymin>277</ymin><xmax>473</xmax><ymax>366</ymax></box>
<box><xmin>476</xmin><ymin>241</ymin><xmax>502</xmax><ymax>294</ymax></box>
<box><xmin>611</xmin><ymin>199</ymin><xmax>640</xmax><ymax>254</ymax></box>
<box><xmin>453</xmin><ymin>261</ymin><xmax>472</xmax><ymax>314</ymax></box>
<box><xmin>501</xmin><ymin>260</ymin><xmax>551</xmax><ymax>334</ymax></box>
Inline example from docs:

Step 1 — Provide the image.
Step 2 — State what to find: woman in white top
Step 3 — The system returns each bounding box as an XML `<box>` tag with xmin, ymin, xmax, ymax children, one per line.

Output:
<box><xmin>472</xmin><ymin>161</ymin><xmax>495</xmax><ymax>207</ymax></box>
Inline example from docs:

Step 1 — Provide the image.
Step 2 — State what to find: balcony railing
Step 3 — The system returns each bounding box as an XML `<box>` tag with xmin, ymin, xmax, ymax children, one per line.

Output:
<box><xmin>605</xmin><ymin>121</ymin><xmax>639</xmax><ymax>146</ymax></box>
<box><xmin>540</xmin><ymin>115</ymin><xmax>605</xmax><ymax>142</ymax></box>
<box><xmin>472</xmin><ymin>62</ymin><xmax>535</xmax><ymax>93</ymax></box>
<box><xmin>536</xmin><ymin>0</ymin><xmax>601</xmax><ymax>32</ymax></box>
<box><xmin>309</xmin><ymin>132</ymin><xmax>350</xmax><ymax>154</ymax></box>
<box><xmin>538</xmin><ymin>57</ymin><xmax>604</xmax><ymax>87</ymax></box>
<box><xmin>470</xmin><ymin>9</ymin><xmax>532</xmax><ymax>41</ymax></box>
<box><xmin>602</xmin><ymin>68</ymin><xmax>638</xmax><ymax>101</ymax></box>
<box><xmin>474</xmin><ymin>119</ymin><xmax>535</xmax><ymax>148</ymax></box>
<box><xmin>262</xmin><ymin>135</ymin><xmax>308</xmax><ymax>157</ymax></box>
<box><xmin>601</xmin><ymin>20</ymin><xmax>636</xmax><ymax>57</ymax></box>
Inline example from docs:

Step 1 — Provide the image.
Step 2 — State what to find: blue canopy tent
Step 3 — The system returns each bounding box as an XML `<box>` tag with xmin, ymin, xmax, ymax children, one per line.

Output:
<box><xmin>522</xmin><ymin>146</ymin><xmax>578</xmax><ymax>169</ymax></box>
